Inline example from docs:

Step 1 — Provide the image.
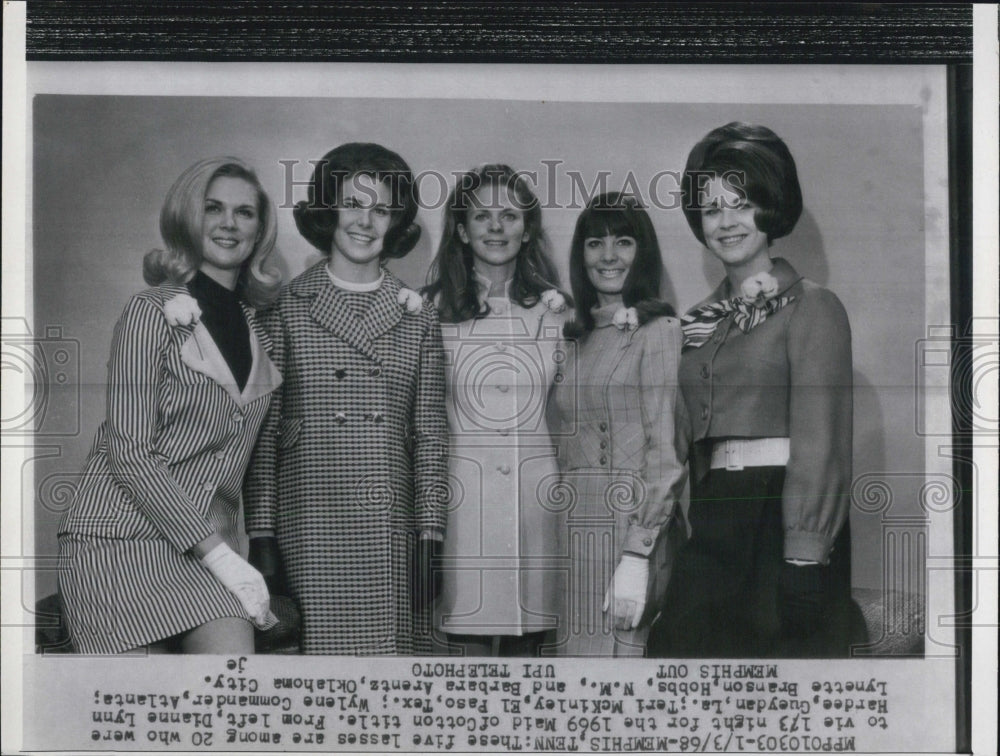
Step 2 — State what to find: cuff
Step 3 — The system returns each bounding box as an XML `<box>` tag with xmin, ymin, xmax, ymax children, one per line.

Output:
<box><xmin>420</xmin><ymin>529</ymin><xmax>445</xmax><ymax>542</ymax></box>
<box><xmin>247</xmin><ymin>530</ymin><xmax>276</xmax><ymax>539</ymax></box>
<box><xmin>783</xmin><ymin>530</ymin><xmax>833</xmax><ymax>564</ymax></box>
<box><xmin>622</xmin><ymin>522</ymin><xmax>660</xmax><ymax>557</ymax></box>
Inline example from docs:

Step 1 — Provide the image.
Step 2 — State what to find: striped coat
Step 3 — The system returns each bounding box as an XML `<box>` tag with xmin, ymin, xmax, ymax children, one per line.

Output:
<box><xmin>58</xmin><ymin>283</ymin><xmax>282</xmax><ymax>654</ymax></box>
<box><xmin>243</xmin><ymin>263</ymin><xmax>449</xmax><ymax>655</ymax></box>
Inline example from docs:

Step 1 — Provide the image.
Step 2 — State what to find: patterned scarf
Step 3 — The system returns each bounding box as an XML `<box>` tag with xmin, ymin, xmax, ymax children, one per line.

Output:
<box><xmin>681</xmin><ymin>294</ymin><xmax>795</xmax><ymax>352</ymax></box>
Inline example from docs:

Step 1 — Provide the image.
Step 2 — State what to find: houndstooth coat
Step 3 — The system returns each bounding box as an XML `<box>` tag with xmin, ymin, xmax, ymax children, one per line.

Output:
<box><xmin>243</xmin><ymin>262</ymin><xmax>448</xmax><ymax>655</ymax></box>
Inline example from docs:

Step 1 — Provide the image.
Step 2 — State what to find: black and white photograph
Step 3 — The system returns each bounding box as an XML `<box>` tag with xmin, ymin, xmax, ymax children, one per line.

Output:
<box><xmin>2</xmin><ymin>3</ymin><xmax>997</xmax><ymax>755</ymax></box>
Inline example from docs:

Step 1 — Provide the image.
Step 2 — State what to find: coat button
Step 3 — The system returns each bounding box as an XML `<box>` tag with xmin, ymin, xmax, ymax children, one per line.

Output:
<box><xmin>201</xmin><ymin>481</ymin><xmax>215</xmax><ymax>492</ymax></box>
<box><xmin>712</xmin><ymin>330</ymin><xmax>723</xmax><ymax>343</ymax></box>
<box><xmin>599</xmin><ymin>422</ymin><xmax>607</xmax><ymax>432</ymax></box>
<box><xmin>599</xmin><ymin>455</ymin><xmax>608</xmax><ymax>465</ymax></box>
<box><xmin>643</xmin><ymin>537</ymin><xmax>653</xmax><ymax>547</ymax></box>
<box><xmin>334</xmin><ymin>368</ymin><xmax>346</xmax><ymax>379</ymax></box>
<box><xmin>213</xmin><ymin>450</ymin><xmax>227</xmax><ymax>461</ymax></box>
<box><xmin>367</xmin><ymin>411</ymin><xmax>384</xmax><ymax>424</ymax></box>
<box><xmin>334</xmin><ymin>412</ymin><xmax>347</xmax><ymax>425</ymax></box>
<box><xmin>599</xmin><ymin>440</ymin><xmax>607</xmax><ymax>449</ymax></box>
<box><xmin>701</xmin><ymin>405</ymin><xmax>709</xmax><ymax>420</ymax></box>
<box><xmin>231</xmin><ymin>410</ymin><xmax>244</xmax><ymax>423</ymax></box>
<box><xmin>701</xmin><ymin>364</ymin><xmax>710</xmax><ymax>379</ymax></box>
<box><xmin>497</xmin><ymin>464</ymin><xmax>511</xmax><ymax>475</ymax></box>
<box><xmin>369</xmin><ymin>367</ymin><xmax>382</xmax><ymax>378</ymax></box>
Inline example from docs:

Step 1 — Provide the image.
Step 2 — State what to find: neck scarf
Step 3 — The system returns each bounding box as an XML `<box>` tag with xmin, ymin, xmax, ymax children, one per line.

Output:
<box><xmin>681</xmin><ymin>294</ymin><xmax>794</xmax><ymax>352</ymax></box>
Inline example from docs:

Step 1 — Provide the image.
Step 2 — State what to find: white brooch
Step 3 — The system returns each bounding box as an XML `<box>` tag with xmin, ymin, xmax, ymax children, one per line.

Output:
<box><xmin>740</xmin><ymin>272</ymin><xmax>781</xmax><ymax>308</ymax></box>
<box><xmin>163</xmin><ymin>293</ymin><xmax>202</xmax><ymax>327</ymax></box>
<box><xmin>540</xmin><ymin>289</ymin><xmax>567</xmax><ymax>314</ymax></box>
<box><xmin>398</xmin><ymin>287</ymin><xmax>424</xmax><ymax>314</ymax></box>
<box><xmin>612</xmin><ymin>306</ymin><xmax>639</xmax><ymax>331</ymax></box>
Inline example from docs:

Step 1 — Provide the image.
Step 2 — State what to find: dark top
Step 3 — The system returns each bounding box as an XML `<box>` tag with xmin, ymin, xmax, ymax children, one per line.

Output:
<box><xmin>187</xmin><ymin>270</ymin><xmax>251</xmax><ymax>391</ymax></box>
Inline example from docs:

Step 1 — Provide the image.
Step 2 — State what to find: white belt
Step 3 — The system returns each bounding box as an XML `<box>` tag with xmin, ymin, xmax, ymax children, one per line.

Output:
<box><xmin>709</xmin><ymin>438</ymin><xmax>790</xmax><ymax>471</ymax></box>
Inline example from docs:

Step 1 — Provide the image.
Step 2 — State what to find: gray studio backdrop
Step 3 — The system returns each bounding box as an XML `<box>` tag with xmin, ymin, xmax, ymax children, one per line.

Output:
<box><xmin>31</xmin><ymin>95</ymin><xmax>929</xmax><ymax>599</ymax></box>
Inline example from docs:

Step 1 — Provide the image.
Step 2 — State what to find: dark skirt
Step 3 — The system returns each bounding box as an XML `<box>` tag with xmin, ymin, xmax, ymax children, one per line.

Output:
<box><xmin>646</xmin><ymin>466</ymin><xmax>866</xmax><ymax>658</ymax></box>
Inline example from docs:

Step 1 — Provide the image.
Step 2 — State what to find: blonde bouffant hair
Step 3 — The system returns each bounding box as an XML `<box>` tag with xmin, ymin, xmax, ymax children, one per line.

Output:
<box><xmin>143</xmin><ymin>156</ymin><xmax>282</xmax><ymax>308</ymax></box>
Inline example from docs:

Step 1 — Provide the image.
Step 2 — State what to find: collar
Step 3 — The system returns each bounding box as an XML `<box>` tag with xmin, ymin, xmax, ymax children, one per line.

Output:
<box><xmin>591</xmin><ymin>302</ymin><xmax>623</xmax><ymax>329</ymax></box>
<box><xmin>473</xmin><ymin>269</ymin><xmax>513</xmax><ymax>301</ymax></box>
<box><xmin>325</xmin><ymin>264</ymin><xmax>385</xmax><ymax>292</ymax></box>
<box><xmin>698</xmin><ymin>256</ymin><xmax>804</xmax><ymax>310</ymax></box>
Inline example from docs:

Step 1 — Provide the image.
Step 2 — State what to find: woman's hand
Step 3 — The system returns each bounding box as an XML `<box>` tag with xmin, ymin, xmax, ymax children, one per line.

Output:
<box><xmin>200</xmin><ymin>542</ymin><xmax>276</xmax><ymax>629</ymax></box>
<box><xmin>603</xmin><ymin>554</ymin><xmax>649</xmax><ymax>630</ymax></box>
<box><xmin>411</xmin><ymin>537</ymin><xmax>443</xmax><ymax>613</ymax></box>
<box><xmin>248</xmin><ymin>536</ymin><xmax>286</xmax><ymax>595</ymax></box>
<box><xmin>778</xmin><ymin>561</ymin><xmax>829</xmax><ymax>638</ymax></box>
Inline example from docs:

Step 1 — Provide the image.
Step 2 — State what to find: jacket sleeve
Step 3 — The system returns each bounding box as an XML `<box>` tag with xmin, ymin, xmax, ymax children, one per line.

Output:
<box><xmin>622</xmin><ymin>317</ymin><xmax>689</xmax><ymax>557</ymax></box>
<box><xmin>103</xmin><ymin>295</ymin><xmax>216</xmax><ymax>552</ymax></box>
<box><xmin>411</xmin><ymin>305</ymin><xmax>449</xmax><ymax>535</ymax></box>
<box><xmin>242</xmin><ymin>302</ymin><xmax>285</xmax><ymax>535</ymax></box>
<box><xmin>782</xmin><ymin>287</ymin><xmax>853</xmax><ymax>563</ymax></box>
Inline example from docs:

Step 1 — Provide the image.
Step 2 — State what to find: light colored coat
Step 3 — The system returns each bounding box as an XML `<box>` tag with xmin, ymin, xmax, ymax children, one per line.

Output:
<box><xmin>436</xmin><ymin>289</ymin><xmax>568</xmax><ymax>636</ymax></box>
<box><xmin>58</xmin><ymin>283</ymin><xmax>281</xmax><ymax>654</ymax></box>
<box><xmin>244</xmin><ymin>263</ymin><xmax>448</xmax><ymax>655</ymax></box>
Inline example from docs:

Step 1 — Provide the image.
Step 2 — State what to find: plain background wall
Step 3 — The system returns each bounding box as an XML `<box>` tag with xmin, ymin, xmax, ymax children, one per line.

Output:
<box><xmin>31</xmin><ymin>95</ymin><xmax>928</xmax><ymax>596</ymax></box>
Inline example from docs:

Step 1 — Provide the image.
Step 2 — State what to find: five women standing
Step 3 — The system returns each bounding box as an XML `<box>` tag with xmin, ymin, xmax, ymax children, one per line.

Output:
<box><xmin>59</xmin><ymin>125</ymin><xmax>862</xmax><ymax>658</ymax></box>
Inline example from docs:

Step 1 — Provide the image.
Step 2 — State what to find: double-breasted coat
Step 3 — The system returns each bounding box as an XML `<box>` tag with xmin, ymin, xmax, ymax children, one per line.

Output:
<box><xmin>243</xmin><ymin>263</ymin><xmax>448</xmax><ymax>655</ymax></box>
<box><xmin>58</xmin><ymin>283</ymin><xmax>282</xmax><ymax>654</ymax></box>
<box><xmin>435</xmin><ymin>285</ymin><xmax>567</xmax><ymax>637</ymax></box>
<box><xmin>548</xmin><ymin>305</ymin><xmax>688</xmax><ymax>656</ymax></box>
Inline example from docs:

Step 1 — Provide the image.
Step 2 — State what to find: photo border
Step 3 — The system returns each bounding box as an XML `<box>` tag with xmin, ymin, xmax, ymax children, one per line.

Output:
<box><xmin>4</xmin><ymin>3</ymin><xmax>994</xmax><ymax>755</ymax></box>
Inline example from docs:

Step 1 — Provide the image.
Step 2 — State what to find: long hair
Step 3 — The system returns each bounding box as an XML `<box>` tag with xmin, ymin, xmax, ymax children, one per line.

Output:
<box><xmin>681</xmin><ymin>121</ymin><xmax>803</xmax><ymax>246</ymax></box>
<box><xmin>565</xmin><ymin>192</ymin><xmax>674</xmax><ymax>337</ymax></box>
<box><xmin>142</xmin><ymin>157</ymin><xmax>282</xmax><ymax>308</ymax></box>
<box><xmin>292</xmin><ymin>142</ymin><xmax>421</xmax><ymax>259</ymax></box>
<box><xmin>423</xmin><ymin>164</ymin><xmax>565</xmax><ymax>324</ymax></box>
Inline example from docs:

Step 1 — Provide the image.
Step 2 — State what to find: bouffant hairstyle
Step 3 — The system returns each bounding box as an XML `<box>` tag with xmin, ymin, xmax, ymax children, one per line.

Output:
<box><xmin>681</xmin><ymin>122</ymin><xmax>803</xmax><ymax>246</ymax></box>
<box><xmin>142</xmin><ymin>157</ymin><xmax>281</xmax><ymax>308</ymax></box>
<box><xmin>423</xmin><ymin>164</ymin><xmax>565</xmax><ymax>324</ymax></box>
<box><xmin>292</xmin><ymin>142</ymin><xmax>421</xmax><ymax>259</ymax></box>
<box><xmin>565</xmin><ymin>192</ymin><xmax>674</xmax><ymax>337</ymax></box>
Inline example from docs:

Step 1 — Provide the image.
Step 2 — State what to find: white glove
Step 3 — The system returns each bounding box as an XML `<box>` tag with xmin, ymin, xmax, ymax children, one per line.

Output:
<box><xmin>201</xmin><ymin>542</ymin><xmax>277</xmax><ymax>630</ymax></box>
<box><xmin>602</xmin><ymin>554</ymin><xmax>649</xmax><ymax>630</ymax></box>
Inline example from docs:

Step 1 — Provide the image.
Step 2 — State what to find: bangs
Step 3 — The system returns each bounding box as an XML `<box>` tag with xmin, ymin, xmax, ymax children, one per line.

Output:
<box><xmin>578</xmin><ymin>208</ymin><xmax>637</xmax><ymax>240</ymax></box>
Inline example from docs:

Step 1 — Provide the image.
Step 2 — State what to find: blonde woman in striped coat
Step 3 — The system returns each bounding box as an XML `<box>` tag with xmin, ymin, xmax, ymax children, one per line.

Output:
<box><xmin>58</xmin><ymin>157</ymin><xmax>284</xmax><ymax>654</ymax></box>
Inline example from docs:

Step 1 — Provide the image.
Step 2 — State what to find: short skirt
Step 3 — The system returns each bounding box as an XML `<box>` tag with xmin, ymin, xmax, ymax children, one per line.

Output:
<box><xmin>58</xmin><ymin>534</ymin><xmax>248</xmax><ymax>654</ymax></box>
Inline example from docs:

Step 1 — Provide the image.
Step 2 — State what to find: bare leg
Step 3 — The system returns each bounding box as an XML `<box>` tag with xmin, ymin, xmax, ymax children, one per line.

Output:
<box><xmin>119</xmin><ymin>640</ymin><xmax>170</xmax><ymax>655</ymax></box>
<box><xmin>180</xmin><ymin>617</ymin><xmax>254</xmax><ymax>654</ymax></box>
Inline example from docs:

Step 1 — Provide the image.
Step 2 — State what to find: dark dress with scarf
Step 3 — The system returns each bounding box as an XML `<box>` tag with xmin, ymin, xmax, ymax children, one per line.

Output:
<box><xmin>646</xmin><ymin>258</ymin><xmax>866</xmax><ymax>658</ymax></box>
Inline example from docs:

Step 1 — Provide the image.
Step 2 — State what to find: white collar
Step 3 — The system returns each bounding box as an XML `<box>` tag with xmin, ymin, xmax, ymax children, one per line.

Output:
<box><xmin>326</xmin><ymin>264</ymin><xmax>385</xmax><ymax>293</ymax></box>
<box><xmin>473</xmin><ymin>269</ymin><xmax>513</xmax><ymax>300</ymax></box>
